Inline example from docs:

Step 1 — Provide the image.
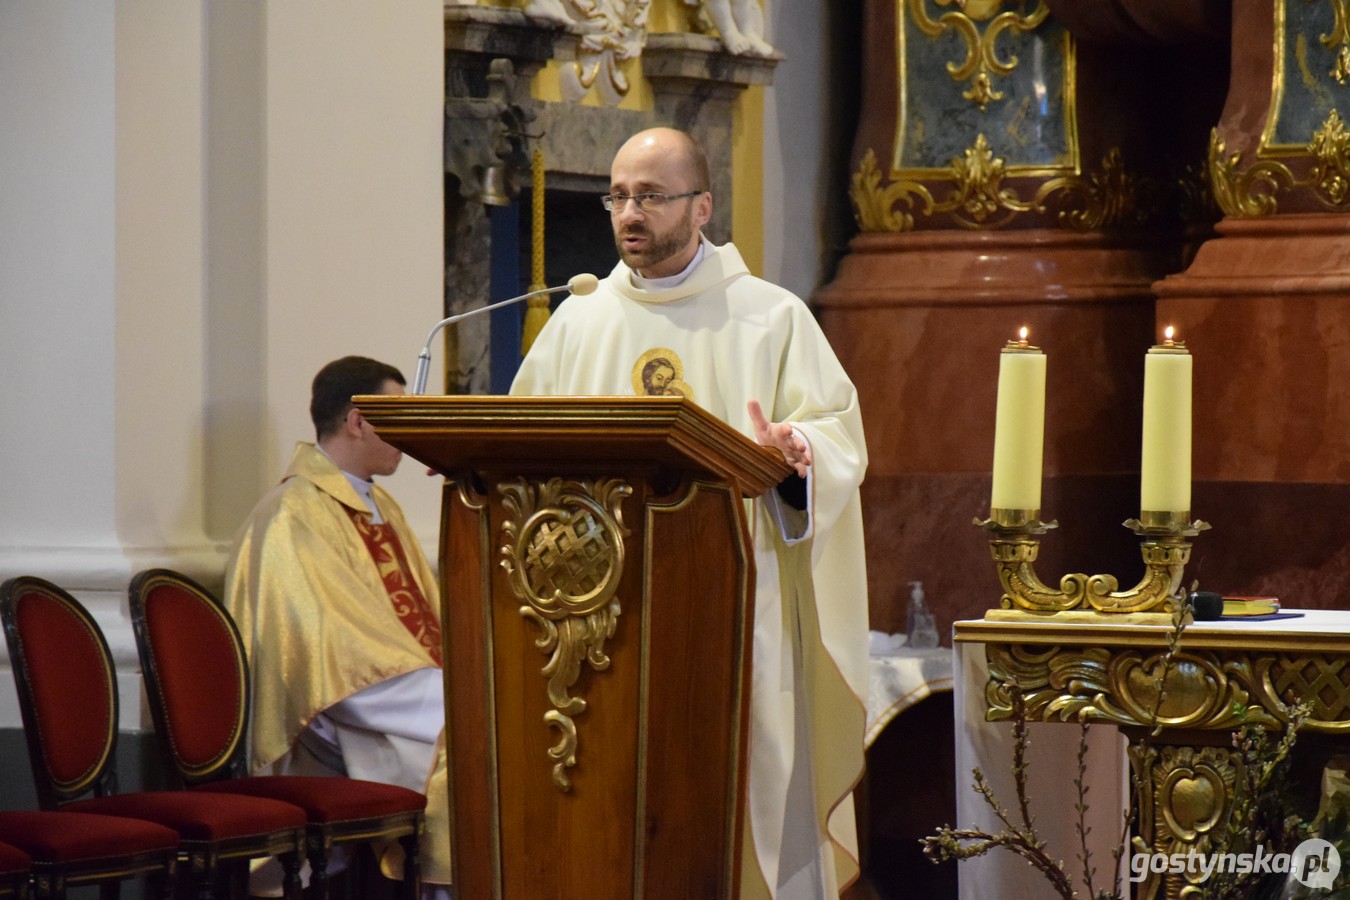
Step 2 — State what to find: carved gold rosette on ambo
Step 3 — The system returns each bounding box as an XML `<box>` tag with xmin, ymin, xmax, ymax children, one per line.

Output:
<box><xmin>499</xmin><ymin>476</ymin><xmax>632</xmax><ymax>791</ymax></box>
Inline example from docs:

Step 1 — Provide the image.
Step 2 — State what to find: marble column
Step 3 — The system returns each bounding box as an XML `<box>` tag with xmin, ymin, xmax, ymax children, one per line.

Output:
<box><xmin>814</xmin><ymin>0</ymin><xmax>1229</xmax><ymax>637</ymax></box>
<box><xmin>1154</xmin><ymin>0</ymin><xmax>1350</xmax><ymax>604</ymax></box>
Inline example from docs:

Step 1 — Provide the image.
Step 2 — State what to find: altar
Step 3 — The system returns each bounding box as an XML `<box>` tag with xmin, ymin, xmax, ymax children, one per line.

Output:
<box><xmin>953</xmin><ymin>609</ymin><xmax>1350</xmax><ymax>899</ymax></box>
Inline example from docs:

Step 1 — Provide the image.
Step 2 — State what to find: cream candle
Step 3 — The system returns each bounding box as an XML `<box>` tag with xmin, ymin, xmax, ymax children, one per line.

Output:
<box><xmin>990</xmin><ymin>329</ymin><xmax>1047</xmax><ymax>512</ymax></box>
<box><xmin>1140</xmin><ymin>327</ymin><xmax>1192</xmax><ymax>513</ymax></box>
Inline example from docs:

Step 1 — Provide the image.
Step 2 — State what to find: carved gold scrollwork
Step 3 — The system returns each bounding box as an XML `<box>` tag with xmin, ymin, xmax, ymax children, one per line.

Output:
<box><xmin>1323</xmin><ymin>0</ymin><xmax>1350</xmax><ymax>84</ymax></box>
<box><xmin>977</xmin><ymin>518</ymin><xmax>1198</xmax><ymax>615</ymax></box>
<box><xmin>1129</xmin><ymin>744</ymin><xmax>1241</xmax><ymax>898</ymax></box>
<box><xmin>499</xmin><ymin>476</ymin><xmax>632</xmax><ymax>791</ymax></box>
<box><xmin>1209</xmin><ymin>109</ymin><xmax>1350</xmax><ymax>216</ymax></box>
<box><xmin>906</xmin><ymin>0</ymin><xmax>1050</xmax><ymax>110</ymax></box>
<box><xmin>988</xmin><ymin>536</ymin><xmax>1117</xmax><ymax>612</ymax></box>
<box><xmin>985</xmin><ymin>645</ymin><xmax>1281</xmax><ymax>731</ymax></box>
<box><xmin>851</xmin><ymin>141</ymin><xmax>1151</xmax><ymax>232</ymax></box>
<box><xmin>1311</xmin><ymin>108</ymin><xmax>1350</xmax><ymax>203</ymax></box>
<box><xmin>849</xmin><ymin>150</ymin><xmax>927</xmax><ymax>232</ymax></box>
<box><xmin>1209</xmin><ymin>129</ymin><xmax>1294</xmax><ymax>217</ymax></box>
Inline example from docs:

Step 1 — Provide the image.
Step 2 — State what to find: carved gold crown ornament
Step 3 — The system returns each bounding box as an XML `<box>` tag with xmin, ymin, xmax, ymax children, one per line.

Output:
<box><xmin>499</xmin><ymin>476</ymin><xmax>632</xmax><ymax>791</ymax></box>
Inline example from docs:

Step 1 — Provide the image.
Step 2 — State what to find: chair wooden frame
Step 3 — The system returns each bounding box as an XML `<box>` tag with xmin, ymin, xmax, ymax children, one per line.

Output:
<box><xmin>129</xmin><ymin>568</ymin><xmax>424</xmax><ymax>900</ymax></box>
<box><xmin>0</xmin><ymin>576</ymin><xmax>307</xmax><ymax>900</ymax></box>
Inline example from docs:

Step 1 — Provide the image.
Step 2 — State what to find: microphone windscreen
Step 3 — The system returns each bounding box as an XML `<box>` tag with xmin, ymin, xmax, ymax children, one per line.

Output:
<box><xmin>568</xmin><ymin>273</ymin><xmax>599</xmax><ymax>295</ymax></box>
<box><xmin>1189</xmin><ymin>591</ymin><xmax>1224</xmax><ymax>621</ymax></box>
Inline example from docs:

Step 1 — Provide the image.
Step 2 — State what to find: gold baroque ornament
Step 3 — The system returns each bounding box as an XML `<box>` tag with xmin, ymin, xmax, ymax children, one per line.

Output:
<box><xmin>1209</xmin><ymin>110</ymin><xmax>1350</xmax><ymax>217</ymax></box>
<box><xmin>1323</xmin><ymin>0</ymin><xmax>1350</xmax><ymax>84</ymax></box>
<box><xmin>849</xmin><ymin>141</ymin><xmax>1149</xmax><ymax>232</ymax></box>
<box><xmin>983</xmin><ymin>644</ymin><xmax>1286</xmax><ymax>731</ymax></box>
<box><xmin>1208</xmin><ymin>129</ymin><xmax>1293</xmax><ymax>217</ymax></box>
<box><xmin>1311</xmin><ymin>108</ymin><xmax>1350</xmax><ymax>204</ymax></box>
<box><xmin>498</xmin><ymin>476</ymin><xmax>633</xmax><ymax>791</ymax></box>
<box><xmin>1129</xmin><ymin>744</ymin><xmax>1240</xmax><ymax>897</ymax></box>
<box><xmin>906</xmin><ymin>0</ymin><xmax>1050</xmax><ymax>110</ymax></box>
<box><xmin>976</xmin><ymin>512</ymin><xmax>1206</xmax><ymax>615</ymax></box>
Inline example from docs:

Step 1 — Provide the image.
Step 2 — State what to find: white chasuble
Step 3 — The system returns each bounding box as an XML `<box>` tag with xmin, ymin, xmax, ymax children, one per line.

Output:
<box><xmin>511</xmin><ymin>242</ymin><xmax>870</xmax><ymax>898</ymax></box>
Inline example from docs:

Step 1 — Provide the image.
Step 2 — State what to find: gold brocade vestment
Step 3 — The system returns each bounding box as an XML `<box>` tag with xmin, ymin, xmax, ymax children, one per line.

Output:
<box><xmin>225</xmin><ymin>442</ymin><xmax>451</xmax><ymax>885</ymax></box>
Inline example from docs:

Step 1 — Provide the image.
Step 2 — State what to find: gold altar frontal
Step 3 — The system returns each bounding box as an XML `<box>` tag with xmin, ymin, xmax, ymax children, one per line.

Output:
<box><xmin>955</xmin><ymin>610</ymin><xmax>1350</xmax><ymax>899</ymax></box>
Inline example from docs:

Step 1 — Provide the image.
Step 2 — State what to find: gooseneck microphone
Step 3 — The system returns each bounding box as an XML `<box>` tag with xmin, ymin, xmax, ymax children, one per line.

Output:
<box><xmin>411</xmin><ymin>272</ymin><xmax>599</xmax><ymax>394</ymax></box>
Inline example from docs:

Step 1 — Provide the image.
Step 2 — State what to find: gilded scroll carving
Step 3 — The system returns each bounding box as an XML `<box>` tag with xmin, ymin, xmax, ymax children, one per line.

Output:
<box><xmin>499</xmin><ymin>476</ymin><xmax>632</xmax><ymax>790</ymax></box>
<box><xmin>1321</xmin><ymin>0</ymin><xmax>1350</xmax><ymax>83</ymax></box>
<box><xmin>1208</xmin><ymin>130</ymin><xmax>1293</xmax><ymax>218</ymax></box>
<box><xmin>1311</xmin><ymin>108</ymin><xmax>1350</xmax><ymax>202</ymax></box>
<box><xmin>984</xmin><ymin>644</ymin><xmax>1290</xmax><ymax>731</ymax></box>
<box><xmin>905</xmin><ymin>0</ymin><xmax>1050</xmax><ymax>110</ymax></box>
<box><xmin>1129</xmin><ymin>743</ymin><xmax>1241</xmax><ymax>898</ymax></box>
<box><xmin>851</xmin><ymin>142</ymin><xmax>1150</xmax><ymax>233</ymax></box>
<box><xmin>1210</xmin><ymin>108</ymin><xmax>1350</xmax><ymax>216</ymax></box>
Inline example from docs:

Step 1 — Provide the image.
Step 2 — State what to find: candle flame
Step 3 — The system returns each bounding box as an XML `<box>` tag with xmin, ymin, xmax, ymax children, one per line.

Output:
<box><xmin>1164</xmin><ymin>325</ymin><xmax>1175</xmax><ymax>341</ymax></box>
<box><xmin>1018</xmin><ymin>326</ymin><xmax>1029</xmax><ymax>342</ymax></box>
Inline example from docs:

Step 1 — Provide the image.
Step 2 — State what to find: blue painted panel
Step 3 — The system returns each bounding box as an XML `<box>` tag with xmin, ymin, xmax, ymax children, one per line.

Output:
<box><xmin>489</xmin><ymin>203</ymin><xmax>525</xmax><ymax>395</ymax></box>
<box><xmin>1271</xmin><ymin>0</ymin><xmax>1350</xmax><ymax>148</ymax></box>
<box><xmin>897</xmin><ymin>2</ymin><xmax>1073</xmax><ymax>172</ymax></box>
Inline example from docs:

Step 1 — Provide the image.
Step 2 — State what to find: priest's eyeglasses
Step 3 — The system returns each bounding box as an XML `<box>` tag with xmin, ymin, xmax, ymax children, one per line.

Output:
<box><xmin>600</xmin><ymin>191</ymin><xmax>703</xmax><ymax>212</ymax></box>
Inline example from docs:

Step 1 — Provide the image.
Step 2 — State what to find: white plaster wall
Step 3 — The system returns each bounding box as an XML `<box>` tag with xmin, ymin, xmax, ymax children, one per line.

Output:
<box><xmin>0</xmin><ymin>2</ymin><xmax>121</xmax><ymax>584</ymax></box>
<box><xmin>0</xmin><ymin>0</ymin><xmax>445</xmax><ymax>731</ymax></box>
<box><xmin>259</xmin><ymin>0</ymin><xmax>445</xmax><ymax>547</ymax></box>
<box><xmin>115</xmin><ymin>0</ymin><xmax>216</xmax><ymax>574</ymax></box>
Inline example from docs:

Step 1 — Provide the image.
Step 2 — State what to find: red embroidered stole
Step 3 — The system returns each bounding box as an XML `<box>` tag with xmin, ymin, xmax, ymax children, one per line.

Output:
<box><xmin>345</xmin><ymin>506</ymin><xmax>443</xmax><ymax>666</ymax></box>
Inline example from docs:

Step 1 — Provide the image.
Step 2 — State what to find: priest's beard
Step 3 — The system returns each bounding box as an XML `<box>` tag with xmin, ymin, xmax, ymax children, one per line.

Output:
<box><xmin>615</xmin><ymin>205</ymin><xmax>697</xmax><ymax>276</ymax></box>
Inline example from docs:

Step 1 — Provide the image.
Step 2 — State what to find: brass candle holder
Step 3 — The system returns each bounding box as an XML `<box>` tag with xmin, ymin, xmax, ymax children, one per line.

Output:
<box><xmin>974</xmin><ymin>508</ymin><xmax>1210</xmax><ymax>617</ymax></box>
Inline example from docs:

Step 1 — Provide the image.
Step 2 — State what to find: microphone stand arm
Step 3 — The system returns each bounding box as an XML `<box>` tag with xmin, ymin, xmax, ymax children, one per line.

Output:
<box><xmin>412</xmin><ymin>283</ymin><xmax>568</xmax><ymax>394</ymax></box>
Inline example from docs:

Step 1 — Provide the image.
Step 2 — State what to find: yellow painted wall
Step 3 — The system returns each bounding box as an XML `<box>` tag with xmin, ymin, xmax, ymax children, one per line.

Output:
<box><xmin>733</xmin><ymin>87</ymin><xmax>765</xmax><ymax>275</ymax></box>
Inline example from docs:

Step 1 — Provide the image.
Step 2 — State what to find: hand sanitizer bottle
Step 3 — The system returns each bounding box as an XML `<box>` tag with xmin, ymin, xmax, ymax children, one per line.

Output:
<box><xmin>906</xmin><ymin>580</ymin><xmax>940</xmax><ymax>649</ymax></box>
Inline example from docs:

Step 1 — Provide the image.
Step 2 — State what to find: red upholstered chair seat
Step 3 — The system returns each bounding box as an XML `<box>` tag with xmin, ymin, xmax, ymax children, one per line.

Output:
<box><xmin>192</xmin><ymin>776</ymin><xmax>427</xmax><ymax>825</ymax></box>
<box><xmin>61</xmin><ymin>790</ymin><xmax>307</xmax><ymax>842</ymax></box>
<box><xmin>0</xmin><ymin>842</ymin><xmax>29</xmax><ymax>876</ymax></box>
<box><xmin>0</xmin><ymin>811</ymin><xmax>177</xmax><ymax>862</ymax></box>
<box><xmin>0</xmin><ymin>809</ymin><xmax>179</xmax><ymax>898</ymax></box>
<box><xmin>0</xmin><ymin>842</ymin><xmax>27</xmax><ymax>899</ymax></box>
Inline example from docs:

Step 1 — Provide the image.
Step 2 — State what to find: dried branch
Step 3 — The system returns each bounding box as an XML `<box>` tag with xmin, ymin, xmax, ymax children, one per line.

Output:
<box><xmin>1074</xmin><ymin>718</ymin><xmax>1097</xmax><ymax>898</ymax></box>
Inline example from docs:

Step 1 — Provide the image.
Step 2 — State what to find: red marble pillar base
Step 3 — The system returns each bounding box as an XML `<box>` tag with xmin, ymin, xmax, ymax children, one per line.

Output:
<box><xmin>816</xmin><ymin>229</ymin><xmax>1182</xmax><ymax>635</ymax></box>
<box><xmin>1154</xmin><ymin>214</ymin><xmax>1350</xmax><ymax>602</ymax></box>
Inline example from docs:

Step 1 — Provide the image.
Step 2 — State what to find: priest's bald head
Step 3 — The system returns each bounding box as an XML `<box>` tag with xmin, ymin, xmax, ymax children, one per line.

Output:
<box><xmin>608</xmin><ymin>128</ymin><xmax>713</xmax><ymax>279</ymax></box>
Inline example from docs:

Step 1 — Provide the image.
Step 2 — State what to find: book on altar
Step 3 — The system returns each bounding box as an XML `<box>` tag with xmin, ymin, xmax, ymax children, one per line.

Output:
<box><xmin>1221</xmin><ymin>596</ymin><xmax>1281</xmax><ymax>616</ymax></box>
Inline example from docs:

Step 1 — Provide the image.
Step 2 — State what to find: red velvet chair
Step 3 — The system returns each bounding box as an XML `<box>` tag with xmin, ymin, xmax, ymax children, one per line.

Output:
<box><xmin>129</xmin><ymin>569</ymin><xmax>425</xmax><ymax>900</ymax></box>
<box><xmin>0</xmin><ymin>810</ymin><xmax>180</xmax><ymax>899</ymax></box>
<box><xmin>0</xmin><ymin>576</ymin><xmax>308</xmax><ymax>900</ymax></box>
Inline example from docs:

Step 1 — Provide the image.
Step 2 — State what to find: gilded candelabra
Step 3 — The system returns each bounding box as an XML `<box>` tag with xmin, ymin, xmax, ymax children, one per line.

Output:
<box><xmin>975</xmin><ymin>508</ymin><xmax>1210</xmax><ymax>616</ymax></box>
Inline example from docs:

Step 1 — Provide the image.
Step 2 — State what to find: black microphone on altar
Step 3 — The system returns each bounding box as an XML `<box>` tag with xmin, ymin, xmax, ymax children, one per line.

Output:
<box><xmin>411</xmin><ymin>272</ymin><xmax>599</xmax><ymax>394</ymax></box>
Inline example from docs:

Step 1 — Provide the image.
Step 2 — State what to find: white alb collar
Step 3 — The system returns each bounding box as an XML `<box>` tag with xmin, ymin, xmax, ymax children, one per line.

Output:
<box><xmin>631</xmin><ymin>236</ymin><xmax>708</xmax><ymax>290</ymax></box>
